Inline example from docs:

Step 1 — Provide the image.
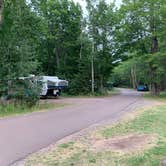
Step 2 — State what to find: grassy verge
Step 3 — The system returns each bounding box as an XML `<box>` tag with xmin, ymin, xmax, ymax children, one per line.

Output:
<box><xmin>0</xmin><ymin>102</ymin><xmax>67</xmax><ymax>118</ymax></box>
<box><xmin>62</xmin><ymin>88</ymin><xmax>120</xmax><ymax>98</ymax></box>
<box><xmin>144</xmin><ymin>91</ymin><xmax>166</xmax><ymax>101</ymax></box>
<box><xmin>101</xmin><ymin>105</ymin><xmax>166</xmax><ymax>166</ymax></box>
<box><xmin>22</xmin><ymin>104</ymin><xmax>166</xmax><ymax>166</ymax></box>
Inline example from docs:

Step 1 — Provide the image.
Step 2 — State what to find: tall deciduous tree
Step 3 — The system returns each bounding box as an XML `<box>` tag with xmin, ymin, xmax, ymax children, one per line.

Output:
<box><xmin>116</xmin><ymin>0</ymin><xmax>166</xmax><ymax>95</ymax></box>
<box><xmin>86</xmin><ymin>0</ymin><xmax>117</xmax><ymax>92</ymax></box>
<box><xmin>0</xmin><ymin>0</ymin><xmax>41</xmax><ymax>99</ymax></box>
<box><xmin>33</xmin><ymin>0</ymin><xmax>82</xmax><ymax>78</ymax></box>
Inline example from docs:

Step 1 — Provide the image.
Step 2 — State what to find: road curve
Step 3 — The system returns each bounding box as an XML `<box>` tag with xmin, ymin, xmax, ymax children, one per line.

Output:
<box><xmin>0</xmin><ymin>89</ymin><xmax>147</xmax><ymax>166</ymax></box>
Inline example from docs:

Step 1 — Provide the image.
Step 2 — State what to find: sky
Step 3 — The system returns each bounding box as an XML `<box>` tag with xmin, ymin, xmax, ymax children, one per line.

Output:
<box><xmin>73</xmin><ymin>0</ymin><xmax>122</xmax><ymax>13</ymax></box>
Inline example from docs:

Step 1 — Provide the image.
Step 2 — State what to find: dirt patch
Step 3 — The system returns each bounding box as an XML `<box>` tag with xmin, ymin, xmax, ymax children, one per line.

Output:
<box><xmin>91</xmin><ymin>134</ymin><xmax>156</xmax><ymax>154</ymax></box>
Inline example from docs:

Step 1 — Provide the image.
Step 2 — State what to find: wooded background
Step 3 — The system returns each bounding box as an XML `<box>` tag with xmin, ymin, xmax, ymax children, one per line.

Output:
<box><xmin>0</xmin><ymin>0</ymin><xmax>166</xmax><ymax>101</ymax></box>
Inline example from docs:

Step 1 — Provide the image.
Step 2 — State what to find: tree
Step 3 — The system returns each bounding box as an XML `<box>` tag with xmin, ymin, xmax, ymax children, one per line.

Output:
<box><xmin>69</xmin><ymin>34</ymin><xmax>92</xmax><ymax>94</ymax></box>
<box><xmin>86</xmin><ymin>0</ymin><xmax>117</xmax><ymax>93</ymax></box>
<box><xmin>115</xmin><ymin>0</ymin><xmax>166</xmax><ymax>95</ymax></box>
<box><xmin>0</xmin><ymin>0</ymin><xmax>41</xmax><ymax>103</ymax></box>
<box><xmin>33</xmin><ymin>0</ymin><xmax>82</xmax><ymax>76</ymax></box>
<box><xmin>31</xmin><ymin>0</ymin><xmax>96</xmax><ymax>95</ymax></box>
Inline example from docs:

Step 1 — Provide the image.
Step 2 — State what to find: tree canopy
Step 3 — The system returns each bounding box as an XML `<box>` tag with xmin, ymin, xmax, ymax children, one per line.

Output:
<box><xmin>0</xmin><ymin>0</ymin><xmax>166</xmax><ymax>104</ymax></box>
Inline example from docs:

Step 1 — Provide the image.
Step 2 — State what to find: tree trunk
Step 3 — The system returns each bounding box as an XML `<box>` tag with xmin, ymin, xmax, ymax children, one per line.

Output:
<box><xmin>55</xmin><ymin>48</ymin><xmax>60</xmax><ymax>70</ymax></box>
<box><xmin>0</xmin><ymin>0</ymin><xmax>2</xmax><ymax>25</ymax></box>
<box><xmin>151</xmin><ymin>36</ymin><xmax>158</xmax><ymax>53</ymax></box>
<box><xmin>150</xmin><ymin>36</ymin><xmax>160</xmax><ymax>96</ymax></box>
<box><xmin>131</xmin><ymin>66</ymin><xmax>137</xmax><ymax>89</ymax></box>
<box><xmin>79</xmin><ymin>32</ymin><xmax>83</xmax><ymax>60</ymax></box>
<box><xmin>100</xmin><ymin>75</ymin><xmax>104</xmax><ymax>93</ymax></box>
<box><xmin>151</xmin><ymin>82</ymin><xmax>160</xmax><ymax>96</ymax></box>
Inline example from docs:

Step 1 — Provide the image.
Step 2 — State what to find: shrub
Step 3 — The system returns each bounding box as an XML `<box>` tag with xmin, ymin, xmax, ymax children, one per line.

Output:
<box><xmin>0</xmin><ymin>78</ymin><xmax>41</xmax><ymax>107</ymax></box>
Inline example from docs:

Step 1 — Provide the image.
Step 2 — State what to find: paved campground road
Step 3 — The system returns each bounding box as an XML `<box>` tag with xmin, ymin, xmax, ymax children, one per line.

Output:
<box><xmin>0</xmin><ymin>89</ymin><xmax>150</xmax><ymax>166</ymax></box>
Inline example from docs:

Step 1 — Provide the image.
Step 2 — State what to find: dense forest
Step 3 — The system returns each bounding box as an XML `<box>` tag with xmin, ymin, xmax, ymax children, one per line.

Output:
<box><xmin>0</xmin><ymin>0</ymin><xmax>166</xmax><ymax>105</ymax></box>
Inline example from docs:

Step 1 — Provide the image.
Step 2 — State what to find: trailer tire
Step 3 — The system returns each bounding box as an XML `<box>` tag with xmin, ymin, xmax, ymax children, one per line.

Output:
<box><xmin>40</xmin><ymin>95</ymin><xmax>47</xmax><ymax>99</ymax></box>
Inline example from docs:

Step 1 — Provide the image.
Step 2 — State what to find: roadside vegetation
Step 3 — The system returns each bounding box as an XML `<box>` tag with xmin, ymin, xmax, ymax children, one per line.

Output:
<box><xmin>0</xmin><ymin>102</ymin><xmax>67</xmax><ymax>118</ymax></box>
<box><xmin>144</xmin><ymin>92</ymin><xmax>166</xmax><ymax>101</ymax></box>
<box><xmin>22</xmin><ymin>103</ymin><xmax>166</xmax><ymax>166</ymax></box>
<box><xmin>62</xmin><ymin>88</ymin><xmax>120</xmax><ymax>98</ymax></box>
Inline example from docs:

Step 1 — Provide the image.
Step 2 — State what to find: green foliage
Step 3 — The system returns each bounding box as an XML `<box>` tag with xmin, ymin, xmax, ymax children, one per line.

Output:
<box><xmin>111</xmin><ymin>0</ymin><xmax>166</xmax><ymax>94</ymax></box>
<box><xmin>111</xmin><ymin>52</ymin><xmax>166</xmax><ymax>92</ymax></box>
<box><xmin>1</xmin><ymin>0</ymin><xmax>166</xmax><ymax>103</ymax></box>
<box><xmin>13</xmin><ymin>80</ymin><xmax>41</xmax><ymax>107</ymax></box>
<box><xmin>0</xmin><ymin>79</ymin><xmax>41</xmax><ymax>107</ymax></box>
<box><xmin>0</xmin><ymin>0</ymin><xmax>41</xmax><ymax>105</ymax></box>
<box><xmin>35</xmin><ymin>0</ymin><xmax>82</xmax><ymax>77</ymax></box>
<box><xmin>67</xmin><ymin>36</ymin><xmax>92</xmax><ymax>95</ymax></box>
<box><xmin>86</xmin><ymin>0</ymin><xmax>117</xmax><ymax>92</ymax></box>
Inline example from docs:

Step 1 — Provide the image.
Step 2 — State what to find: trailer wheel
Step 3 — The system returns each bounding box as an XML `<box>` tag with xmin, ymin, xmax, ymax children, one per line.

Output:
<box><xmin>40</xmin><ymin>95</ymin><xmax>47</xmax><ymax>99</ymax></box>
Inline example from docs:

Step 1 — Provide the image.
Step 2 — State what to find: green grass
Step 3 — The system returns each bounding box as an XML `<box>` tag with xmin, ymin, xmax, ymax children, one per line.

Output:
<box><xmin>0</xmin><ymin>102</ymin><xmax>67</xmax><ymax>118</ymax></box>
<box><xmin>101</xmin><ymin>105</ymin><xmax>166</xmax><ymax>166</ymax></box>
<box><xmin>23</xmin><ymin>105</ymin><xmax>166</xmax><ymax>166</ymax></box>
<box><xmin>63</xmin><ymin>88</ymin><xmax>120</xmax><ymax>98</ymax></box>
<box><xmin>58</xmin><ymin>142</ymin><xmax>75</xmax><ymax>149</ymax></box>
<box><xmin>103</xmin><ymin>106</ymin><xmax>166</xmax><ymax>137</ymax></box>
<box><xmin>144</xmin><ymin>91</ymin><xmax>166</xmax><ymax>100</ymax></box>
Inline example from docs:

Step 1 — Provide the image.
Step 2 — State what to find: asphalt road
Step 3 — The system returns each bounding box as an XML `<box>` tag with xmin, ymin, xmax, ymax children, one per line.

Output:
<box><xmin>0</xmin><ymin>89</ymin><xmax>147</xmax><ymax>166</ymax></box>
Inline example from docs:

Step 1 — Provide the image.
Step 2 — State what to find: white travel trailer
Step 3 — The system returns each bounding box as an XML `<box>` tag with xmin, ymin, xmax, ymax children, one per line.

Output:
<box><xmin>39</xmin><ymin>76</ymin><xmax>68</xmax><ymax>97</ymax></box>
<box><xmin>19</xmin><ymin>75</ymin><xmax>68</xmax><ymax>97</ymax></box>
